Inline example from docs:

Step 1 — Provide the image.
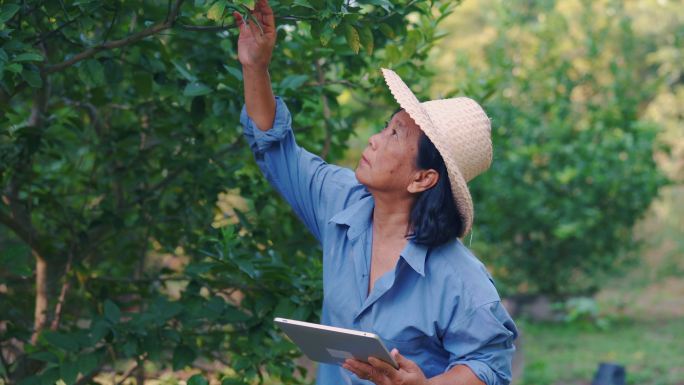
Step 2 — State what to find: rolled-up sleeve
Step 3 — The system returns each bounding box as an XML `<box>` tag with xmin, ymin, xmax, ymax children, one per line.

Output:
<box><xmin>443</xmin><ymin>301</ymin><xmax>518</xmax><ymax>385</ymax></box>
<box><xmin>241</xmin><ymin>97</ymin><xmax>359</xmax><ymax>241</ymax></box>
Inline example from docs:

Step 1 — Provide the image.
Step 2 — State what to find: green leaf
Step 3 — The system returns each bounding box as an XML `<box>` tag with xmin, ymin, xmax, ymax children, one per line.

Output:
<box><xmin>78</xmin><ymin>354</ymin><xmax>98</xmax><ymax>375</ymax></box>
<box><xmin>365</xmin><ymin>0</ymin><xmax>393</xmax><ymax>12</ymax></box>
<box><xmin>173</xmin><ymin>60</ymin><xmax>197</xmax><ymax>81</ymax></box>
<box><xmin>60</xmin><ymin>360</ymin><xmax>80</xmax><ymax>385</ymax></box>
<box><xmin>320</xmin><ymin>27</ymin><xmax>334</xmax><ymax>46</ymax></box>
<box><xmin>359</xmin><ymin>25</ymin><xmax>374</xmax><ymax>56</ymax></box>
<box><xmin>0</xmin><ymin>48</ymin><xmax>8</xmax><ymax>62</ymax></box>
<box><xmin>43</xmin><ymin>332</ymin><xmax>79</xmax><ymax>352</ymax></box>
<box><xmin>378</xmin><ymin>23</ymin><xmax>395</xmax><ymax>39</ymax></box>
<box><xmin>184</xmin><ymin>82</ymin><xmax>212</xmax><ymax>96</ymax></box>
<box><xmin>280</xmin><ymin>74</ymin><xmax>308</xmax><ymax>90</ymax></box>
<box><xmin>157</xmin><ymin>299</ymin><xmax>184</xmax><ymax>321</ymax></box>
<box><xmin>104</xmin><ymin>300</ymin><xmax>121</xmax><ymax>324</ymax></box>
<box><xmin>172</xmin><ymin>345</ymin><xmax>197</xmax><ymax>370</ymax></box>
<box><xmin>188</xmin><ymin>374</ymin><xmax>209</xmax><ymax>385</ymax></box>
<box><xmin>191</xmin><ymin>95</ymin><xmax>206</xmax><ymax>122</ymax></box>
<box><xmin>223</xmin><ymin>65</ymin><xmax>243</xmax><ymax>81</ymax></box>
<box><xmin>78</xmin><ymin>59</ymin><xmax>105</xmax><ymax>87</ymax></box>
<box><xmin>122</xmin><ymin>339</ymin><xmax>138</xmax><ymax>357</ymax></box>
<box><xmin>90</xmin><ymin>319</ymin><xmax>110</xmax><ymax>343</ymax></box>
<box><xmin>224</xmin><ymin>304</ymin><xmax>251</xmax><ymax>322</ymax></box>
<box><xmin>21</xmin><ymin>69</ymin><xmax>42</xmax><ymax>88</ymax></box>
<box><xmin>345</xmin><ymin>24</ymin><xmax>361</xmax><ymax>54</ymax></box>
<box><xmin>207</xmin><ymin>0</ymin><xmax>226</xmax><ymax>21</ymax></box>
<box><xmin>0</xmin><ymin>244</ymin><xmax>32</xmax><ymax>276</ymax></box>
<box><xmin>103</xmin><ymin>59</ymin><xmax>123</xmax><ymax>85</ymax></box>
<box><xmin>292</xmin><ymin>0</ymin><xmax>316</xmax><ymax>9</ymax></box>
<box><xmin>0</xmin><ymin>4</ymin><xmax>21</xmax><ymax>24</ymax></box>
<box><xmin>13</xmin><ymin>53</ymin><xmax>44</xmax><ymax>62</ymax></box>
<box><xmin>27</xmin><ymin>351</ymin><xmax>59</xmax><ymax>364</ymax></box>
<box><xmin>133</xmin><ymin>71</ymin><xmax>152</xmax><ymax>97</ymax></box>
<box><xmin>6</xmin><ymin>62</ymin><xmax>21</xmax><ymax>73</ymax></box>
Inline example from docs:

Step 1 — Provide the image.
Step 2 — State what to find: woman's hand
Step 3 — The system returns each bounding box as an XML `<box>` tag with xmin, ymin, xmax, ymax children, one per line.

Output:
<box><xmin>234</xmin><ymin>0</ymin><xmax>276</xmax><ymax>70</ymax></box>
<box><xmin>343</xmin><ymin>349</ymin><xmax>429</xmax><ymax>385</ymax></box>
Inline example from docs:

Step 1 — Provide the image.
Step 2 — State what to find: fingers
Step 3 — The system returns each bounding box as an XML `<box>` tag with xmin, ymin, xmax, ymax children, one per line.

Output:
<box><xmin>254</xmin><ymin>0</ymin><xmax>276</xmax><ymax>33</ymax></box>
<box><xmin>368</xmin><ymin>357</ymin><xmax>399</xmax><ymax>380</ymax></box>
<box><xmin>235</xmin><ymin>10</ymin><xmax>262</xmax><ymax>39</ymax></box>
<box><xmin>391</xmin><ymin>349</ymin><xmax>420</xmax><ymax>371</ymax></box>
<box><xmin>343</xmin><ymin>359</ymin><xmax>391</xmax><ymax>384</ymax></box>
<box><xmin>233</xmin><ymin>11</ymin><xmax>244</xmax><ymax>27</ymax></box>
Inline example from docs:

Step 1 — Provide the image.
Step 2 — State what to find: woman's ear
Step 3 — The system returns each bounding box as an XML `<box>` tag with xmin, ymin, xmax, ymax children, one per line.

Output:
<box><xmin>407</xmin><ymin>169</ymin><xmax>439</xmax><ymax>194</ymax></box>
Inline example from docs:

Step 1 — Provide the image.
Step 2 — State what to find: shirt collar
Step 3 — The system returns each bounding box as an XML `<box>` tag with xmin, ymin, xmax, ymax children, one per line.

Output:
<box><xmin>328</xmin><ymin>195</ymin><xmax>374</xmax><ymax>240</ymax></box>
<box><xmin>400</xmin><ymin>241</ymin><xmax>429</xmax><ymax>277</ymax></box>
<box><xmin>329</xmin><ymin>196</ymin><xmax>429</xmax><ymax>276</ymax></box>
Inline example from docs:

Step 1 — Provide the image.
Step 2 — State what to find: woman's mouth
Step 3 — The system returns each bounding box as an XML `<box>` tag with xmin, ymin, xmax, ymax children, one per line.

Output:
<box><xmin>360</xmin><ymin>154</ymin><xmax>370</xmax><ymax>167</ymax></box>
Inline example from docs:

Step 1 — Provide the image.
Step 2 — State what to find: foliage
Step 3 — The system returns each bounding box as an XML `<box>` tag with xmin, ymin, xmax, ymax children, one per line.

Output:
<box><xmin>554</xmin><ymin>297</ymin><xmax>611</xmax><ymax>330</ymax></box>
<box><xmin>0</xmin><ymin>0</ymin><xmax>456</xmax><ymax>383</ymax></box>
<box><xmin>445</xmin><ymin>0</ymin><xmax>670</xmax><ymax>297</ymax></box>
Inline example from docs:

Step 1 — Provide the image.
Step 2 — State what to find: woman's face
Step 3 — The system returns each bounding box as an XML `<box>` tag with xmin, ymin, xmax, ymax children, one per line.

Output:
<box><xmin>355</xmin><ymin>110</ymin><xmax>423</xmax><ymax>195</ymax></box>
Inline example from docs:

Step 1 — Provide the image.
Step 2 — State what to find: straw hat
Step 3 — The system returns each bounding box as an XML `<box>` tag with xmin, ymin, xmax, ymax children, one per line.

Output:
<box><xmin>381</xmin><ymin>68</ymin><xmax>492</xmax><ymax>237</ymax></box>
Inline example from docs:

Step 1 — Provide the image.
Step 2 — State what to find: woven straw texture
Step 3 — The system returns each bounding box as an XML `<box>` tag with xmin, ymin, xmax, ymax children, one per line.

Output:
<box><xmin>381</xmin><ymin>68</ymin><xmax>492</xmax><ymax>237</ymax></box>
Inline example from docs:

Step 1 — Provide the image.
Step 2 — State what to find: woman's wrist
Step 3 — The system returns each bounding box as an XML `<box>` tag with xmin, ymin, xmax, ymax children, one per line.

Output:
<box><xmin>242</xmin><ymin>63</ymin><xmax>270</xmax><ymax>75</ymax></box>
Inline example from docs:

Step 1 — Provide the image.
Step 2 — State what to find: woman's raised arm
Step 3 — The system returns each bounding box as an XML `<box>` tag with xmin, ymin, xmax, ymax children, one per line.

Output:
<box><xmin>234</xmin><ymin>0</ymin><xmax>277</xmax><ymax>131</ymax></box>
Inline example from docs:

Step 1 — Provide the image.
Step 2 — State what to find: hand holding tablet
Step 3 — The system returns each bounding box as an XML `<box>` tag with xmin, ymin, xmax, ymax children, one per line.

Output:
<box><xmin>274</xmin><ymin>317</ymin><xmax>398</xmax><ymax>369</ymax></box>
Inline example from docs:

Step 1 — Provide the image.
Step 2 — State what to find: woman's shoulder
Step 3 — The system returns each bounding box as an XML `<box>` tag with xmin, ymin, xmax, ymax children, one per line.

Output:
<box><xmin>426</xmin><ymin>238</ymin><xmax>501</xmax><ymax>306</ymax></box>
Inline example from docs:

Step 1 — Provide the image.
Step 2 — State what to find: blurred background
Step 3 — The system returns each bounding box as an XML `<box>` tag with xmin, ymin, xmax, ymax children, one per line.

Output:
<box><xmin>0</xmin><ymin>0</ymin><xmax>682</xmax><ymax>384</ymax></box>
<box><xmin>430</xmin><ymin>1</ymin><xmax>684</xmax><ymax>384</ymax></box>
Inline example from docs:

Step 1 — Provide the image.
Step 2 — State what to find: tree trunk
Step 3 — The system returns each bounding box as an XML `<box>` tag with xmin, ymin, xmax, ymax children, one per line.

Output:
<box><xmin>30</xmin><ymin>253</ymin><xmax>49</xmax><ymax>345</ymax></box>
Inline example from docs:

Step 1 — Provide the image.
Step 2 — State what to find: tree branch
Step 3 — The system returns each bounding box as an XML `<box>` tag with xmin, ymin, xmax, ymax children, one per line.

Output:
<box><xmin>0</xmin><ymin>209</ymin><xmax>41</xmax><ymax>254</ymax></box>
<box><xmin>44</xmin><ymin>0</ymin><xmax>184</xmax><ymax>74</ymax></box>
<box><xmin>178</xmin><ymin>15</ymin><xmax>314</xmax><ymax>32</ymax></box>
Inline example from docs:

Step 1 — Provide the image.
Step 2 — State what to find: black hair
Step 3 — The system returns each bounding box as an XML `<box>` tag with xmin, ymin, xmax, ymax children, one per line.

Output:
<box><xmin>407</xmin><ymin>132</ymin><xmax>464</xmax><ymax>246</ymax></box>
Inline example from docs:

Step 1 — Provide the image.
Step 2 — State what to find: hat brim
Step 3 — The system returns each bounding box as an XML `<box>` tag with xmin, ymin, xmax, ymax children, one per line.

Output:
<box><xmin>380</xmin><ymin>68</ymin><xmax>474</xmax><ymax>237</ymax></box>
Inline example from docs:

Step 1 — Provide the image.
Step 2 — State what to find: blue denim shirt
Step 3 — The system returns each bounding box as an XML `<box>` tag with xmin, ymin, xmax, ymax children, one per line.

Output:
<box><xmin>241</xmin><ymin>97</ymin><xmax>518</xmax><ymax>385</ymax></box>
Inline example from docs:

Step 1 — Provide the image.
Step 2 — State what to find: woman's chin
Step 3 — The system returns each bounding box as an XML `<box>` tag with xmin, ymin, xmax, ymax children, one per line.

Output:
<box><xmin>354</xmin><ymin>167</ymin><xmax>369</xmax><ymax>185</ymax></box>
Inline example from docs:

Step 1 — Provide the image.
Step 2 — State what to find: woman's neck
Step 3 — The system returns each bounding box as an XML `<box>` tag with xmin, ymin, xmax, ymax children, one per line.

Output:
<box><xmin>371</xmin><ymin>192</ymin><xmax>413</xmax><ymax>239</ymax></box>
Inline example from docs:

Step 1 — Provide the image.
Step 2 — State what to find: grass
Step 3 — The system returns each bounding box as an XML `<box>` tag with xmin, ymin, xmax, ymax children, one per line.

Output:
<box><xmin>519</xmin><ymin>318</ymin><xmax>684</xmax><ymax>385</ymax></box>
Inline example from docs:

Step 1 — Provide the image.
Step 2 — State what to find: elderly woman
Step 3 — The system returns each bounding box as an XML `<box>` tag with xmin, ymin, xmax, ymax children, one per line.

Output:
<box><xmin>235</xmin><ymin>1</ymin><xmax>518</xmax><ymax>384</ymax></box>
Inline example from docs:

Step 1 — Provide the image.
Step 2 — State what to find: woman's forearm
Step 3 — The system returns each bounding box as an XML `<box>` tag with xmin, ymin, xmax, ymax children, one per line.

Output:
<box><xmin>428</xmin><ymin>365</ymin><xmax>486</xmax><ymax>385</ymax></box>
<box><xmin>243</xmin><ymin>65</ymin><xmax>276</xmax><ymax>132</ymax></box>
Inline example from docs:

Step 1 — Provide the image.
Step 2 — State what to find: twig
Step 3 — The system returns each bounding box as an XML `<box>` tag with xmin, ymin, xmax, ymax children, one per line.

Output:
<box><xmin>305</xmin><ymin>79</ymin><xmax>358</xmax><ymax>88</ymax></box>
<box><xmin>115</xmin><ymin>355</ymin><xmax>147</xmax><ymax>385</ymax></box>
<box><xmin>103</xmin><ymin>3</ymin><xmax>120</xmax><ymax>42</ymax></box>
<box><xmin>179</xmin><ymin>23</ymin><xmax>236</xmax><ymax>32</ymax></box>
<box><xmin>73</xmin><ymin>363</ymin><xmax>107</xmax><ymax>385</ymax></box>
<box><xmin>31</xmin><ymin>15</ymin><xmax>81</xmax><ymax>45</ymax></box>
<box><xmin>50</xmin><ymin>252</ymin><xmax>73</xmax><ymax>331</ymax></box>
<box><xmin>44</xmin><ymin>0</ymin><xmax>184</xmax><ymax>74</ymax></box>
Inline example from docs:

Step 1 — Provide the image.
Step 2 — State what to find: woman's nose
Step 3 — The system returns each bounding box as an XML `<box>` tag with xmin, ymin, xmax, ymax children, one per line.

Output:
<box><xmin>368</xmin><ymin>133</ymin><xmax>379</xmax><ymax>150</ymax></box>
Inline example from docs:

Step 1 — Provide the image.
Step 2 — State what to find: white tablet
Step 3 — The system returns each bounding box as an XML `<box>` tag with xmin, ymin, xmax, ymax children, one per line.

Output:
<box><xmin>274</xmin><ymin>317</ymin><xmax>398</xmax><ymax>369</ymax></box>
